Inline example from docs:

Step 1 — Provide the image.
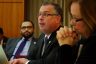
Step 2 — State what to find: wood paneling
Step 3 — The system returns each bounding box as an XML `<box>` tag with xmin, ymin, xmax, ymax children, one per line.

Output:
<box><xmin>0</xmin><ymin>0</ymin><xmax>24</xmax><ymax>38</ymax></box>
<box><xmin>0</xmin><ymin>0</ymin><xmax>24</xmax><ymax>2</ymax></box>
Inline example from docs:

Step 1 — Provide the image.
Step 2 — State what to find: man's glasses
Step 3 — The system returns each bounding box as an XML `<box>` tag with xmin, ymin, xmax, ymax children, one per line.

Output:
<box><xmin>21</xmin><ymin>26</ymin><xmax>33</xmax><ymax>30</ymax></box>
<box><xmin>38</xmin><ymin>13</ymin><xmax>58</xmax><ymax>17</ymax></box>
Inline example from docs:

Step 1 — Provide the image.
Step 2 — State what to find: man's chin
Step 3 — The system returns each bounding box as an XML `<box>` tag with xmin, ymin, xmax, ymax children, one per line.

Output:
<box><xmin>24</xmin><ymin>34</ymin><xmax>33</xmax><ymax>38</ymax></box>
<box><xmin>23</xmin><ymin>35</ymin><xmax>30</xmax><ymax>38</ymax></box>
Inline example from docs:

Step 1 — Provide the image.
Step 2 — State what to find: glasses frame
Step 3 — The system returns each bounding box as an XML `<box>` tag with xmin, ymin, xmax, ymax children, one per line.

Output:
<box><xmin>38</xmin><ymin>13</ymin><xmax>59</xmax><ymax>17</ymax></box>
<box><xmin>21</xmin><ymin>26</ymin><xmax>33</xmax><ymax>30</ymax></box>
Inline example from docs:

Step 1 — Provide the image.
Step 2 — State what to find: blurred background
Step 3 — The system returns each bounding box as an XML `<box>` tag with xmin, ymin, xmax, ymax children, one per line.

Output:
<box><xmin>0</xmin><ymin>0</ymin><xmax>70</xmax><ymax>38</ymax></box>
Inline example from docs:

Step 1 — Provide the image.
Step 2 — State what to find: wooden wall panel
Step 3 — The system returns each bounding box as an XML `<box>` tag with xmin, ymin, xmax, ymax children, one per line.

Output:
<box><xmin>0</xmin><ymin>0</ymin><xmax>24</xmax><ymax>38</ymax></box>
<box><xmin>0</xmin><ymin>0</ymin><xmax>24</xmax><ymax>2</ymax></box>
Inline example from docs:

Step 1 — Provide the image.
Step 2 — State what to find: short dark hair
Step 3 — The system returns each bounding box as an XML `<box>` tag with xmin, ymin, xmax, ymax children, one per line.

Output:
<box><xmin>42</xmin><ymin>2</ymin><xmax>63</xmax><ymax>23</ymax></box>
<box><xmin>0</xmin><ymin>27</ymin><xmax>3</xmax><ymax>34</ymax></box>
<box><xmin>23</xmin><ymin>20</ymin><xmax>34</xmax><ymax>28</ymax></box>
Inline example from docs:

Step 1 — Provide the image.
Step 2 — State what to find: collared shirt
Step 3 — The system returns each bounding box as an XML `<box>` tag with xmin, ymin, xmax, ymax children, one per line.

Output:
<box><xmin>45</xmin><ymin>34</ymin><xmax>51</xmax><ymax>39</ymax></box>
<box><xmin>41</xmin><ymin>34</ymin><xmax>51</xmax><ymax>56</ymax></box>
<box><xmin>10</xmin><ymin>37</ymin><xmax>32</xmax><ymax>60</ymax></box>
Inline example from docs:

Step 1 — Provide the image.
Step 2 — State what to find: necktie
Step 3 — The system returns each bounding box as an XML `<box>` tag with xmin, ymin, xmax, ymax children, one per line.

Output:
<box><xmin>44</xmin><ymin>37</ymin><xmax>49</xmax><ymax>47</ymax></box>
<box><xmin>14</xmin><ymin>38</ymin><xmax>28</xmax><ymax>59</ymax></box>
<box><xmin>41</xmin><ymin>37</ymin><xmax>49</xmax><ymax>55</ymax></box>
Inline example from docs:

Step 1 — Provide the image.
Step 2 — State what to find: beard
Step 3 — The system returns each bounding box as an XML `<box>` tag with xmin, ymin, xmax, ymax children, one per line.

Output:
<box><xmin>21</xmin><ymin>32</ymin><xmax>33</xmax><ymax>39</ymax></box>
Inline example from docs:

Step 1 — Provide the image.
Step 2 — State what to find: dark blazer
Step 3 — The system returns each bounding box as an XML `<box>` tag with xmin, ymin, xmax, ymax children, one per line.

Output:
<box><xmin>57</xmin><ymin>30</ymin><xmax>96</xmax><ymax>64</ymax></box>
<box><xmin>5</xmin><ymin>37</ymin><xmax>37</xmax><ymax>60</ymax></box>
<box><xmin>27</xmin><ymin>27</ymin><xmax>60</xmax><ymax>64</ymax></box>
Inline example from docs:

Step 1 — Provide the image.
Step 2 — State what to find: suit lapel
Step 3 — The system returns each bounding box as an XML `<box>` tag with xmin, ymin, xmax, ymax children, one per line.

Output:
<box><xmin>8</xmin><ymin>38</ymin><xmax>21</xmax><ymax>56</ymax></box>
<box><xmin>39</xmin><ymin>37</ymin><xmax>44</xmax><ymax>57</ymax></box>
<box><xmin>43</xmin><ymin>33</ymin><xmax>56</xmax><ymax>56</ymax></box>
<box><xmin>42</xmin><ymin>31</ymin><xmax>59</xmax><ymax>58</ymax></box>
<box><xmin>28</xmin><ymin>37</ymin><xmax>37</xmax><ymax>54</ymax></box>
<box><xmin>42</xmin><ymin>26</ymin><xmax>61</xmax><ymax>56</ymax></box>
<box><xmin>13</xmin><ymin>38</ymin><xmax>21</xmax><ymax>48</ymax></box>
<box><xmin>35</xmin><ymin>34</ymin><xmax>45</xmax><ymax>57</ymax></box>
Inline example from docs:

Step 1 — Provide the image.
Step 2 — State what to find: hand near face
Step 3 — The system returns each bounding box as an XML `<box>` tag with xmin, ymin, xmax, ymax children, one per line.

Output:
<box><xmin>57</xmin><ymin>26</ymin><xmax>79</xmax><ymax>46</ymax></box>
<box><xmin>9</xmin><ymin>58</ymin><xmax>29</xmax><ymax>64</ymax></box>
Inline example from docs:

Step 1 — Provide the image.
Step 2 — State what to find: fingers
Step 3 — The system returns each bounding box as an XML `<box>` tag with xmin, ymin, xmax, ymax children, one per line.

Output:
<box><xmin>59</xmin><ymin>26</ymin><xmax>73</xmax><ymax>38</ymax></box>
<box><xmin>63</xmin><ymin>26</ymin><xmax>72</xmax><ymax>37</ymax></box>
<box><xmin>57</xmin><ymin>26</ymin><xmax>78</xmax><ymax>46</ymax></box>
<box><xmin>9</xmin><ymin>59</ymin><xmax>18</xmax><ymax>64</ymax></box>
<box><xmin>56</xmin><ymin>30</ymin><xmax>62</xmax><ymax>39</ymax></box>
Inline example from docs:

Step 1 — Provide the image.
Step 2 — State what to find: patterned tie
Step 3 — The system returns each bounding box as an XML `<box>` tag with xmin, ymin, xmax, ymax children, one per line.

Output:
<box><xmin>14</xmin><ymin>38</ymin><xmax>28</xmax><ymax>59</ymax></box>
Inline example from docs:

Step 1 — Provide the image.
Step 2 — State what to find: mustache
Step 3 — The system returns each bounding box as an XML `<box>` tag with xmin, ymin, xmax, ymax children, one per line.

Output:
<box><xmin>24</xmin><ymin>31</ymin><xmax>30</xmax><ymax>33</ymax></box>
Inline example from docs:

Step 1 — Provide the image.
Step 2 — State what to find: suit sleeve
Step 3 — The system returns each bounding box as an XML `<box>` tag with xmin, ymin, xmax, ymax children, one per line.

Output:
<box><xmin>57</xmin><ymin>45</ymin><xmax>74</xmax><ymax>64</ymax></box>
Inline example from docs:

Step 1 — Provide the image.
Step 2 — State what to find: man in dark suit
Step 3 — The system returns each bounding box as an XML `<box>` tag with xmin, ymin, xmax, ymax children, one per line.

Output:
<box><xmin>0</xmin><ymin>27</ymin><xmax>8</xmax><ymax>50</ymax></box>
<box><xmin>5</xmin><ymin>20</ymin><xmax>37</xmax><ymax>60</ymax></box>
<box><xmin>10</xmin><ymin>2</ymin><xmax>63</xmax><ymax>64</ymax></box>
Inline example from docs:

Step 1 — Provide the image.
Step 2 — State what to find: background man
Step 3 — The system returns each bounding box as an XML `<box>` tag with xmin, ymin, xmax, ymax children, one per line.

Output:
<box><xmin>6</xmin><ymin>20</ymin><xmax>37</xmax><ymax>60</ymax></box>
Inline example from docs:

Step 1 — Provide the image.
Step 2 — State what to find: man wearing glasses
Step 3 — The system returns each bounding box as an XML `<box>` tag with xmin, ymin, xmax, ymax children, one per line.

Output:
<box><xmin>10</xmin><ymin>2</ymin><xmax>63</xmax><ymax>64</ymax></box>
<box><xmin>5</xmin><ymin>20</ymin><xmax>37</xmax><ymax>60</ymax></box>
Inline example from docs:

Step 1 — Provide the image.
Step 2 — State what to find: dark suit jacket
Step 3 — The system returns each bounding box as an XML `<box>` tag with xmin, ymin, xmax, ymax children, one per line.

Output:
<box><xmin>5</xmin><ymin>37</ymin><xmax>37</xmax><ymax>60</ymax></box>
<box><xmin>27</xmin><ymin>27</ymin><xmax>60</xmax><ymax>64</ymax></box>
<box><xmin>57</xmin><ymin>30</ymin><xmax>96</xmax><ymax>64</ymax></box>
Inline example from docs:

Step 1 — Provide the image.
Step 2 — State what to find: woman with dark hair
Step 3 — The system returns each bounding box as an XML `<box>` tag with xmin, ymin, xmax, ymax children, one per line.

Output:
<box><xmin>57</xmin><ymin>0</ymin><xmax>96</xmax><ymax>64</ymax></box>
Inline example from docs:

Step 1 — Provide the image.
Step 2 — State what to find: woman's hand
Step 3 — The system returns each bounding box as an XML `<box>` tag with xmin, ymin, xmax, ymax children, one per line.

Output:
<box><xmin>57</xmin><ymin>26</ymin><xmax>79</xmax><ymax>46</ymax></box>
